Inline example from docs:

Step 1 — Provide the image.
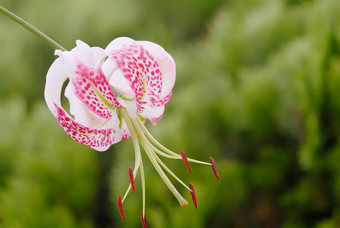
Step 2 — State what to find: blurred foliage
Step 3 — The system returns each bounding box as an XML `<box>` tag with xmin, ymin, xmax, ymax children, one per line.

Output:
<box><xmin>0</xmin><ymin>0</ymin><xmax>340</xmax><ymax>227</ymax></box>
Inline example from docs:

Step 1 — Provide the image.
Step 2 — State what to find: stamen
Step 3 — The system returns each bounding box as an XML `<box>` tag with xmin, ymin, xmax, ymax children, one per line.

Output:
<box><xmin>209</xmin><ymin>156</ymin><xmax>220</xmax><ymax>180</ymax></box>
<box><xmin>140</xmin><ymin>211</ymin><xmax>148</xmax><ymax>228</ymax></box>
<box><xmin>152</xmin><ymin>150</ymin><xmax>191</xmax><ymax>192</ymax></box>
<box><xmin>128</xmin><ymin>116</ymin><xmax>189</xmax><ymax>208</ymax></box>
<box><xmin>117</xmin><ymin>195</ymin><xmax>126</xmax><ymax>221</ymax></box>
<box><xmin>121</xmin><ymin>110</ymin><xmax>142</xmax><ymax>202</ymax></box>
<box><xmin>189</xmin><ymin>183</ymin><xmax>198</xmax><ymax>209</ymax></box>
<box><xmin>128</xmin><ymin>168</ymin><xmax>136</xmax><ymax>193</ymax></box>
<box><xmin>180</xmin><ymin>150</ymin><xmax>192</xmax><ymax>173</ymax></box>
<box><xmin>140</xmin><ymin>139</ymin><xmax>188</xmax><ymax>208</ymax></box>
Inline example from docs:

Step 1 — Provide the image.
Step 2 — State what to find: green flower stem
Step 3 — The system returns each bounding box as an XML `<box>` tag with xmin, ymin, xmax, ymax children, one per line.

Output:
<box><xmin>0</xmin><ymin>5</ymin><xmax>66</xmax><ymax>51</ymax></box>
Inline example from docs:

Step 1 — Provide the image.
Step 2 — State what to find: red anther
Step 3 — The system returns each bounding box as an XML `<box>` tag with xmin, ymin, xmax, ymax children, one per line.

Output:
<box><xmin>140</xmin><ymin>211</ymin><xmax>148</xmax><ymax>228</ymax></box>
<box><xmin>117</xmin><ymin>195</ymin><xmax>125</xmax><ymax>221</ymax></box>
<box><xmin>180</xmin><ymin>150</ymin><xmax>192</xmax><ymax>173</ymax></box>
<box><xmin>209</xmin><ymin>156</ymin><xmax>220</xmax><ymax>180</ymax></box>
<box><xmin>189</xmin><ymin>183</ymin><xmax>198</xmax><ymax>209</ymax></box>
<box><xmin>129</xmin><ymin>168</ymin><xmax>136</xmax><ymax>193</ymax></box>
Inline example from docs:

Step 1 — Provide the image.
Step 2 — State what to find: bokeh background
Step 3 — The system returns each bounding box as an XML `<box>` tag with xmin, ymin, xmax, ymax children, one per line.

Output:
<box><xmin>0</xmin><ymin>0</ymin><xmax>340</xmax><ymax>227</ymax></box>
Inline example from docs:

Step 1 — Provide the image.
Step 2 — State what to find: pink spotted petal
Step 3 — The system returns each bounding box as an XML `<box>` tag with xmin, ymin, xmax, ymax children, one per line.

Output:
<box><xmin>65</xmin><ymin>84</ymin><xmax>107</xmax><ymax>128</ymax></box>
<box><xmin>59</xmin><ymin>42</ymin><xmax>122</xmax><ymax>119</ymax></box>
<box><xmin>138</xmin><ymin>41</ymin><xmax>176</xmax><ymax>101</ymax></box>
<box><xmin>70</xmin><ymin>62</ymin><xmax>122</xmax><ymax>119</ymax></box>
<box><xmin>108</xmin><ymin>44</ymin><xmax>146</xmax><ymax>107</ymax></box>
<box><xmin>45</xmin><ymin>50</ymin><xmax>122</xmax><ymax>152</ymax></box>
<box><xmin>104</xmin><ymin>37</ymin><xmax>137</xmax><ymax>98</ymax></box>
<box><xmin>106</xmin><ymin>38</ymin><xmax>163</xmax><ymax>115</ymax></box>
<box><xmin>155</xmin><ymin>91</ymin><xmax>172</xmax><ymax>107</ymax></box>
<box><xmin>54</xmin><ymin>103</ymin><xmax>122</xmax><ymax>151</ymax></box>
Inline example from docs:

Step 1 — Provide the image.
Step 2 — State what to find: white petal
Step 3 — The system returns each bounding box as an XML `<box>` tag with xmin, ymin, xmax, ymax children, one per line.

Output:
<box><xmin>72</xmin><ymin>40</ymin><xmax>97</xmax><ymax>66</ymax></box>
<box><xmin>61</xmin><ymin>41</ymin><xmax>107</xmax><ymax>77</ymax></box>
<box><xmin>44</xmin><ymin>57</ymin><xmax>66</xmax><ymax>115</ymax></box>
<box><xmin>105</xmin><ymin>37</ymin><xmax>136</xmax><ymax>53</ymax></box>
<box><xmin>91</xmin><ymin>46</ymin><xmax>108</xmax><ymax>66</ymax></box>
<box><xmin>139</xmin><ymin>104</ymin><xmax>164</xmax><ymax>122</ymax></box>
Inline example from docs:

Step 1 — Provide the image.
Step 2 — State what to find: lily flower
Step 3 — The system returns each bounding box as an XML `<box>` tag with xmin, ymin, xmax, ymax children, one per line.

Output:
<box><xmin>44</xmin><ymin>37</ymin><xmax>219</xmax><ymax>227</ymax></box>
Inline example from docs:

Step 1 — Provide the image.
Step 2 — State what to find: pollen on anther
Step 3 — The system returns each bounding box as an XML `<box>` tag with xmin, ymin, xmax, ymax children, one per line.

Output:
<box><xmin>180</xmin><ymin>201</ymin><xmax>189</xmax><ymax>208</ymax></box>
<box><xmin>129</xmin><ymin>168</ymin><xmax>136</xmax><ymax>193</ymax></box>
<box><xmin>189</xmin><ymin>183</ymin><xmax>198</xmax><ymax>209</ymax></box>
<box><xmin>209</xmin><ymin>156</ymin><xmax>220</xmax><ymax>180</ymax></box>
<box><xmin>117</xmin><ymin>195</ymin><xmax>125</xmax><ymax>221</ymax></box>
<box><xmin>180</xmin><ymin>150</ymin><xmax>192</xmax><ymax>173</ymax></box>
<box><xmin>140</xmin><ymin>211</ymin><xmax>148</xmax><ymax>228</ymax></box>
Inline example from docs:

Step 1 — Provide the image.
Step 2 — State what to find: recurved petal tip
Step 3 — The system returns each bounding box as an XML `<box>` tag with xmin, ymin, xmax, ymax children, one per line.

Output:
<box><xmin>117</xmin><ymin>195</ymin><xmax>125</xmax><ymax>221</ymax></box>
<box><xmin>189</xmin><ymin>183</ymin><xmax>198</xmax><ymax>209</ymax></box>
<box><xmin>140</xmin><ymin>211</ymin><xmax>148</xmax><ymax>228</ymax></box>
<box><xmin>128</xmin><ymin>168</ymin><xmax>136</xmax><ymax>193</ymax></box>
<box><xmin>180</xmin><ymin>150</ymin><xmax>192</xmax><ymax>173</ymax></box>
<box><xmin>209</xmin><ymin>156</ymin><xmax>220</xmax><ymax>180</ymax></box>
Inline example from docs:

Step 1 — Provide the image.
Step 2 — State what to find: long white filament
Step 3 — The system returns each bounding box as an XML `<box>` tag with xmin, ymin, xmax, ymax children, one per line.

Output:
<box><xmin>119</xmin><ymin>106</ymin><xmax>217</xmax><ymax>213</ymax></box>
<box><xmin>136</xmin><ymin>117</ymin><xmax>211</xmax><ymax>166</ymax></box>
<box><xmin>121</xmin><ymin>110</ymin><xmax>141</xmax><ymax>202</ymax></box>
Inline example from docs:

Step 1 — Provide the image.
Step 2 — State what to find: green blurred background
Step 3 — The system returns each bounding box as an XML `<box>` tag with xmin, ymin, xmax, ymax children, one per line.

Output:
<box><xmin>1</xmin><ymin>0</ymin><xmax>340</xmax><ymax>227</ymax></box>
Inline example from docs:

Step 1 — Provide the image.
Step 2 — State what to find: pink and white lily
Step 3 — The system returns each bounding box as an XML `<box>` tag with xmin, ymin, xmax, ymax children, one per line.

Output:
<box><xmin>44</xmin><ymin>37</ymin><xmax>219</xmax><ymax>227</ymax></box>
